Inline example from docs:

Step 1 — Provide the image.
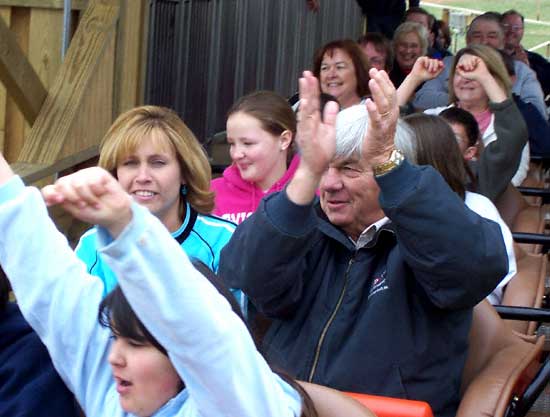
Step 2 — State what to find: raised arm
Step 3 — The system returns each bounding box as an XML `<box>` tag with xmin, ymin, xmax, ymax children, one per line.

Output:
<box><xmin>220</xmin><ymin>72</ymin><xmax>340</xmax><ymax>317</ymax></box>
<box><xmin>365</xmin><ymin>69</ymin><xmax>508</xmax><ymax>308</ymax></box>
<box><xmin>412</xmin><ymin>56</ymin><xmax>452</xmax><ymax>109</ymax></box>
<box><xmin>45</xmin><ymin>168</ymin><xmax>302</xmax><ymax>417</ymax></box>
<box><xmin>455</xmin><ymin>54</ymin><xmax>507</xmax><ymax>103</ymax></box>
<box><xmin>286</xmin><ymin>71</ymin><xmax>339</xmax><ymax>205</ymax></box>
<box><xmin>0</xmin><ymin>159</ymin><xmax>114</xmax><ymax>413</ymax></box>
<box><xmin>397</xmin><ymin>57</ymin><xmax>445</xmax><ymax>106</ymax></box>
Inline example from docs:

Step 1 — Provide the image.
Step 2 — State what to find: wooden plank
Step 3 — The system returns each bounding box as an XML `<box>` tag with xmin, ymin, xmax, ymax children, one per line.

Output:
<box><xmin>12</xmin><ymin>144</ymin><xmax>98</xmax><ymax>183</ymax></box>
<box><xmin>0</xmin><ymin>11</ymin><xmax>47</xmax><ymax>124</ymax></box>
<box><xmin>0</xmin><ymin>7</ymin><xmax>11</xmax><ymax>154</ymax></box>
<box><xmin>0</xmin><ymin>0</ymin><xmax>87</xmax><ymax>10</ymax></box>
<box><xmin>28</xmin><ymin>8</ymin><xmax>63</xmax><ymax>88</ymax></box>
<box><xmin>18</xmin><ymin>0</ymin><xmax>120</xmax><ymax>165</ymax></box>
<box><xmin>4</xmin><ymin>7</ymin><xmax>29</xmax><ymax>162</ymax></box>
<box><xmin>114</xmin><ymin>0</ymin><xmax>146</xmax><ymax>114</ymax></box>
<box><xmin>61</xmin><ymin>28</ymin><xmax>114</xmax><ymax>160</ymax></box>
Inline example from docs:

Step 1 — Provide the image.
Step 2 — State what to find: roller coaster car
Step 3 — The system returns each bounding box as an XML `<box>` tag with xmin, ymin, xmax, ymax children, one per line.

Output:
<box><xmin>302</xmin><ymin>301</ymin><xmax>550</xmax><ymax>417</ymax></box>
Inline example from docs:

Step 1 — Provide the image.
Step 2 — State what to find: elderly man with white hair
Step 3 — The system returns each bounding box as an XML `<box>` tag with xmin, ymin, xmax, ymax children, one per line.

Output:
<box><xmin>220</xmin><ymin>69</ymin><xmax>507</xmax><ymax>417</ymax></box>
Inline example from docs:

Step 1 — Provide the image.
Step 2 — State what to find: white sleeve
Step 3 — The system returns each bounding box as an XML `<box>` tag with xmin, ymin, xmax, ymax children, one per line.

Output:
<box><xmin>98</xmin><ymin>203</ymin><xmax>302</xmax><ymax>417</ymax></box>
<box><xmin>511</xmin><ymin>143</ymin><xmax>530</xmax><ymax>187</ymax></box>
<box><xmin>0</xmin><ymin>176</ymin><xmax>114</xmax><ymax>415</ymax></box>
<box><xmin>465</xmin><ymin>192</ymin><xmax>516</xmax><ymax>304</ymax></box>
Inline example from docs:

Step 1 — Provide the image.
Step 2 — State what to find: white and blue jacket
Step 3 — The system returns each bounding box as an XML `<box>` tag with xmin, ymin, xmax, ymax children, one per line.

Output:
<box><xmin>0</xmin><ymin>176</ymin><xmax>301</xmax><ymax>417</ymax></box>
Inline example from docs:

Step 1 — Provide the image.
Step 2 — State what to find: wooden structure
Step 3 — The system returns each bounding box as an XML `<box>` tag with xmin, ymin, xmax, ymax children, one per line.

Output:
<box><xmin>0</xmin><ymin>0</ymin><xmax>147</xmax><ymax>239</ymax></box>
<box><xmin>0</xmin><ymin>0</ymin><xmax>147</xmax><ymax>182</ymax></box>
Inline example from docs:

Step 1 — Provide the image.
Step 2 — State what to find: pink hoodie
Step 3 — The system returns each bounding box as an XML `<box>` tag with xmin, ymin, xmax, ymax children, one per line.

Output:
<box><xmin>211</xmin><ymin>155</ymin><xmax>300</xmax><ymax>224</ymax></box>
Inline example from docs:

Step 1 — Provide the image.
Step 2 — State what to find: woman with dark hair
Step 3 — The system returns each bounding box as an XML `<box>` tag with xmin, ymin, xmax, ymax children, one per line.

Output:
<box><xmin>312</xmin><ymin>39</ymin><xmax>371</xmax><ymax>109</ymax></box>
<box><xmin>0</xmin><ymin>267</ymin><xmax>80</xmax><ymax>417</ymax></box>
<box><xmin>0</xmin><ymin>154</ymin><xmax>318</xmax><ymax>417</ymax></box>
<box><xmin>398</xmin><ymin>114</ymin><xmax>516</xmax><ymax>304</ymax></box>
<box><xmin>75</xmin><ymin>105</ymin><xmax>236</xmax><ymax>298</ymax></box>
<box><xmin>212</xmin><ymin>91</ymin><xmax>300</xmax><ymax>224</ymax></box>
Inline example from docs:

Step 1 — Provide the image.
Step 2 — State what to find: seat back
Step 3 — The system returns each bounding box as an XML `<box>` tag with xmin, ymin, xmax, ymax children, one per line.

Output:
<box><xmin>501</xmin><ymin>244</ymin><xmax>546</xmax><ymax>334</ymax></box>
<box><xmin>298</xmin><ymin>382</ymin><xmax>376</xmax><ymax>417</ymax></box>
<box><xmin>457</xmin><ymin>301</ymin><xmax>544</xmax><ymax>417</ymax></box>
<box><xmin>495</xmin><ymin>184</ymin><xmax>545</xmax><ymax>253</ymax></box>
<box><xmin>495</xmin><ymin>184</ymin><xmax>529</xmax><ymax>229</ymax></box>
<box><xmin>205</xmin><ymin>130</ymin><xmax>231</xmax><ymax>169</ymax></box>
<box><xmin>344</xmin><ymin>392</ymin><xmax>434</xmax><ymax>417</ymax></box>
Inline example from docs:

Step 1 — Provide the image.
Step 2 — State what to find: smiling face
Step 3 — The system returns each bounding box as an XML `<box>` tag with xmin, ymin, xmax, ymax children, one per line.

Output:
<box><xmin>452</xmin><ymin>54</ymin><xmax>489</xmax><ymax>110</ymax></box>
<box><xmin>319</xmin><ymin>157</ymin><xmax>385</xmax><ymax>241</ymax></box>
<box><xmin>319</xmin><ymin>48</ymin><xmax>360</xmax><ymax>109</ymax></box>
<box><xmin>502</xmin><ymin>13</ymin><xmax>524</xmax><ymax>49</ymax></box>
<box><xmin>116</xmin><ymin>131</ymin><xmax>184</xmax><ymax>232</ymax></box>
<box><xmin>109</xmin><ymin>335</ymin><xmax>181</xmax><ymax>417</ymax></box>
<box><xmin>467</xmin><ymin>19</ymin><xmax>504</xmax><ymax>49</ymax></box>
<box><xmin>395</xmin><ymin>32</ymin><xmax>422</xmax><ymax>72</ymax></box>
<box><xmin>226</xmin><ymin>111</ymin><xmax>291</xmax><ymax>191</ymax></box>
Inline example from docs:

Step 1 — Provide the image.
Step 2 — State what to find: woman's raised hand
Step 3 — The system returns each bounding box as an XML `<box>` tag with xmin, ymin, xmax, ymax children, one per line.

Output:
<box><xmin>410</xmin><ymin>57</ymin><xmax>445</xmax><ymax>83</ymax></box>
<box><xmin>295</xmin><ymin>71</ymin><xmax>339</xmax><ymax>177</ymax></box>
<box><xmin>42</xmin><ymin>167</ymin><xmax>133</xmax><ymax>237</ymax></box>
<box><xmin>456</xmin><ymin>53</ymin><xmax>507</xmax><ymax>103</ymax></box>
<box><xmin>456</xmin><ymin>54</ymin><xmax>491</xmax><ymax>83</ymax></box>
<box><xmin>363</xmin><ymin>68</ymin><xmax>399</xmax><ymax>166</ymax></box>
<box><xmin>397</xmin><ymin>57</ymin><xmax>445</xmax><ymax>105</ymax></box>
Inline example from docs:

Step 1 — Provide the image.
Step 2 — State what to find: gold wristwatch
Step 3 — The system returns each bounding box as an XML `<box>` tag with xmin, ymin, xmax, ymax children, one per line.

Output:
<box><xmin>372</xmin><ymin>149</ymin><xmax>405</xmax><ymax>177</ymax></box>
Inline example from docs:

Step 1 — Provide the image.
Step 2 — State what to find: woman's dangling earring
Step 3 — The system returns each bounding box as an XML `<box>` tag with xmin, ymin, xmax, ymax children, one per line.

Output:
<box><xmin>181</xmin><ymin>184</ymin><xmax>188</xmax><ymax>196</ymax></box>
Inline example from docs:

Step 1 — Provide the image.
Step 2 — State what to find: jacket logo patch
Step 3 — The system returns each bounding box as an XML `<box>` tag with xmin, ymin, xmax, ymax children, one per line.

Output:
<box><xmin>368</xmin><ymin>271</ymin><xmax>388</xmax><ymax>300</ymax></box>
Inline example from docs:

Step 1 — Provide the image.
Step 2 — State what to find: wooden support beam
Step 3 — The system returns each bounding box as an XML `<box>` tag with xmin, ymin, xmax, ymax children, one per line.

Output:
<box><xmin>0</xmin><ymin>13</ymin><xmax>47</xmax><ymax>125</ymax></box>
<box><xmin>114</xmin><ymin>0</ymin><xmax>147</xmax><ymax>114</ymax></box>
<box><xmin>12</xmin><ymin>145</ymin><xmax>98</xmax><ymax>183</ymax></box>
<box><xmin>18</xmin><ymin>0</ymin><xmax>119</xmax><ymax>165</ymax></box>
<box><xmin>0</xmin><ymin>0</ymin><xmax>88</xmax><ymax>10</ymax></box>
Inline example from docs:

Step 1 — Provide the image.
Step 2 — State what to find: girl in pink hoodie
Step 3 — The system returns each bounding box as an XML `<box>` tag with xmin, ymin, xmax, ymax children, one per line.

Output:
<box><xmin>212</xmin><ymin>91</ymin><xmax>299</xmax><ymax>224</ymax></box>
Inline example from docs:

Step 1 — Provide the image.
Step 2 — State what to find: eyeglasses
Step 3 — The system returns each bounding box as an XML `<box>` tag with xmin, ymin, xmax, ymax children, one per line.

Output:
<box><xmin>396</xmin><ymin>42</ymin><xmax>420</xmax><ymax>51</ymax></box>
<box><xmin>502</xmin><ymin>23</ymin><xmax>523</xmax><ymax>32</ymax></box>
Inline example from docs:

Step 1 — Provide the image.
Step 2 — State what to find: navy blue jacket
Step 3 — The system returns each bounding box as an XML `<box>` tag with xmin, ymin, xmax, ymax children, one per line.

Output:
<box><xmin>221</xmin><ymin>161</ymin><xmax>508</xmax><ymax>417</ymax></box>
<box><xmin>0</xmin><ymin>303</ymin><xmax>80</xmax><ymax>417</ymax></box>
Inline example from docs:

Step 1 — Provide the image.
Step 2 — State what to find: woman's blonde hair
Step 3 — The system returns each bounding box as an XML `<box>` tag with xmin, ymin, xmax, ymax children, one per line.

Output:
<box><xmin>99</xmin><ymin>105</ymin><xmax>214</xmax><ymax>214</ymax></box>
<box><xmin>449</xmin><ymin>44</ymin><xmax>512</xmax><ymax>105</ymax></box>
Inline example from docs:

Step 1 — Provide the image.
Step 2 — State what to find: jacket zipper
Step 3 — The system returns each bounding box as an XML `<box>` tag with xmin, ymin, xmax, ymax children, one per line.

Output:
<box><xmin>307</xmin><ymin>255</ymin><xmax>355</xmax><ymax>382</ymax></box>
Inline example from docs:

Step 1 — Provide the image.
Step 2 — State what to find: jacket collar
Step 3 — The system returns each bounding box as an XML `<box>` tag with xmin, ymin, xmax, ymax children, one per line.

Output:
<box><xmin>314</xmin><ymin>202</ymin><xmax>395</xmax><ymax>251</ymax></box>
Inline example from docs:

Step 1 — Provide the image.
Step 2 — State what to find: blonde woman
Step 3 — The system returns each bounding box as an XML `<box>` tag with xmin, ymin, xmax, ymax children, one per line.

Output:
<box><xmin>76</xmin><ymin>106</ymin><xmax>238</xmax><ymax>298</ymax></box>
